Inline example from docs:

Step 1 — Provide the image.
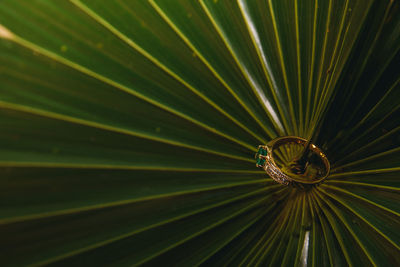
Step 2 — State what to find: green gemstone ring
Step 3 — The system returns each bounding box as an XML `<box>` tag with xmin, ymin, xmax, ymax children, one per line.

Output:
<box><xmin>255</xmin><ymin>136</ymin><xmax>330</xmax><ymax>186</ymax></box>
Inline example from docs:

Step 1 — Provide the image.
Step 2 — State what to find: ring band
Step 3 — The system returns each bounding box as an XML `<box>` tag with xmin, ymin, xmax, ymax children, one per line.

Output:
<box><xmin>255</xmin><ymin>136</ymin><xmax>330</xmax><ymax>185</ymax></box>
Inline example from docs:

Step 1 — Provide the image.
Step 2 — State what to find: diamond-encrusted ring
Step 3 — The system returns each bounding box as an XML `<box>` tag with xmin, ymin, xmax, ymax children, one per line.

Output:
<box><xmin>255</xmin><ymin>136</ymin><xmax>330</xmax><ymax>186</ymax></box>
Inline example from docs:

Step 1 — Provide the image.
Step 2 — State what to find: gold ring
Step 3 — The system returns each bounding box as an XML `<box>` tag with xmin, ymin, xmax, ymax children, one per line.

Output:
<box><xmin>255</xmin><ymin>136</ymin><xmax>330</xmax><ymax>186</ymax></box>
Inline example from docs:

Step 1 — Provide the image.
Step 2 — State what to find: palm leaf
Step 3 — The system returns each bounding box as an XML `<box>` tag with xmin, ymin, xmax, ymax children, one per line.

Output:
<box><xmin>0</xmin><ymin>0</ymin><xmax>399</xmax><ymax>265</ymax></box>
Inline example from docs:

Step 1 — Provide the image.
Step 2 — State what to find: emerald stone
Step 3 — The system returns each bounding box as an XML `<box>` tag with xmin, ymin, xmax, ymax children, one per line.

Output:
<box><xmin>255</xmin><ymin>146</ymin><xmax>267</xmax><ymax>167</ymax></box>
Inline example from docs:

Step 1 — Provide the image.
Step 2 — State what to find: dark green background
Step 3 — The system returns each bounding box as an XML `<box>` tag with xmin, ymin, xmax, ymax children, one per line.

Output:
<box><xmin>0</xmin><ymin>0</ymin><xmax>399</xmax><ymax>266</ymax></box>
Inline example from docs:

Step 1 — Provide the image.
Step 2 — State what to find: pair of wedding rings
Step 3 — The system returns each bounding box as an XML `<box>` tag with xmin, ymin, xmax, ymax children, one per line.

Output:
<box><xmin>255</xmin><ymin>136</ymin><xmax>330</xmax><ymax>186</ymax></box>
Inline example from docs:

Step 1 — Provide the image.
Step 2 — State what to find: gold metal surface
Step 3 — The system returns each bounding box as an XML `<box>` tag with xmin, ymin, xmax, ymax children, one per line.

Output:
<box><xmin>256</xmin><ymin>136</ymin><xmax>330</xmax><ymax>186</ymax></box>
